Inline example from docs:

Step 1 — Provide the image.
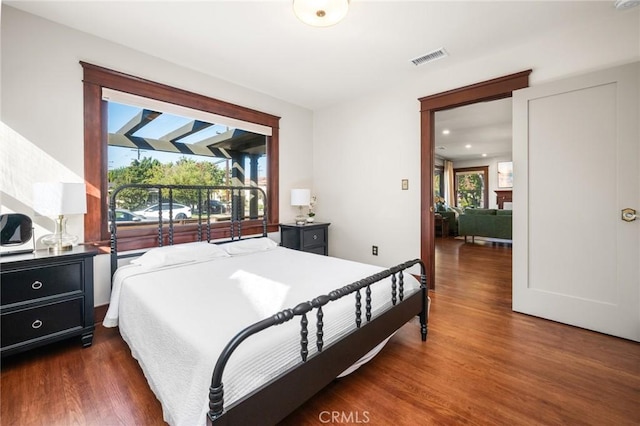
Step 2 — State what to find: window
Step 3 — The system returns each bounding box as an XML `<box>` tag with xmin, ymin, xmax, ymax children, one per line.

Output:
<box><xmin>454</xmin><ymin>166</ymin><xmax>489</xmax><ymax>209</ymax></box>
<box><xmin>106</xmin><ymin>95</ymin><xmax>267</xmax><ymax>227</ymax></box>
<box><xmin>82</xmin><ymin>62</ymin><xmax>280</xmax><ymax>249</ymax></box>
<box><xmin>434</xmin><ymin>166</ymin><xmax>444</xmax><ymax>199</ymax></box>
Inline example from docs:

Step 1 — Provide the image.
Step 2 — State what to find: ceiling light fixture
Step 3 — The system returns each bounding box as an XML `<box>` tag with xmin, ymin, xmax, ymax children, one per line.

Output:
<box><xmin>293</xmin><ymin>0</ymin><xmax>350</xmax><ymax>27</ymax></box>
<box><xmin>614</xmin><ymin>0</ymin><xmax>640</xmax><ymax>10</ymax></box>
<box><xmin>442</xmin><ymin>129</ymin><xmax>450</xmax><ymax>135</ymax></box>
<box><xmin>465</xmin><ymin>144</ymin><xmax>472</xmax><ymax>149</ymax></box>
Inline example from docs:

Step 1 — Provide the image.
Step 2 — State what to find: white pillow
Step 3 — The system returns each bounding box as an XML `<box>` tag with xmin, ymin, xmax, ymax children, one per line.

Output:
<box><xmin>222</xmin><ymin>237</ymin><xmax>278</xmax><ymax>255</ymax></box>
<box><xmin>173</xmin><ymin>241</ymin><xmax>230</xmax><ymax>260</ymax></box>
<box><xmin>131</xmin><ymin>242</ymin><xmax>229</xmax><ymax>268</ymax></box>
<box><xmin>130</xmin><ymin>246</ymin><xmax>191</xmax><ymax>269</ymax></box>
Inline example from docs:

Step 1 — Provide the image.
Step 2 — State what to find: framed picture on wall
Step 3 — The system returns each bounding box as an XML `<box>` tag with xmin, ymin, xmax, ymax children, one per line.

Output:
<box><xmin>498</xmin><ymin>161</ymin><xmax>513</xmax><ymax>188</ymax></box>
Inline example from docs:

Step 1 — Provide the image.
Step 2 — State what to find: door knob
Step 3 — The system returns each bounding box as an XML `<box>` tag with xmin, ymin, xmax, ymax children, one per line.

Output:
<box><xmin>621</xmin><ymin>208</ymin><xmax>637</xmax><ymax>222</ymax></box>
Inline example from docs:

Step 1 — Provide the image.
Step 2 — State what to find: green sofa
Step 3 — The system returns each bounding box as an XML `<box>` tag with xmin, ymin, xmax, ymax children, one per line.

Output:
<box><xmin>458</xmin><ymin>208</ymin><xmax>512</xmax><ymax>241</ymax></box>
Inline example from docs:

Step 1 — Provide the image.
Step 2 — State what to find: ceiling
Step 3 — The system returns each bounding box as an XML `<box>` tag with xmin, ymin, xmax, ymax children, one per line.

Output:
<box><xmin>5</xmin><ymin>1</ymin><xmax>633</xmax><ymax>161</ymax></box>
<box><xmin>5</xmin><ymin>1</ymin><xmax>627</xmax><ymax>111</ymax></box>
<box><xmin>435</xmin><ymin>98</ymin><xmax>512</xmax><ymax>162</ymax></box>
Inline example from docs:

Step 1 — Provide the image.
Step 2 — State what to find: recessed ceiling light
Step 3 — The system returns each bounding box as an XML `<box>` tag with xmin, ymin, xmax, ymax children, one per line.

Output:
<box><xmin>442</xmin><ymin>129</ymin><xmax>450</xmax><ymax>135</ymax></box>
<box><xmin>481</xmin><ymin>153</ymin><xmax>487</xmax><ymax>157</ymax></box>
<box><xmin>465</xmin><ymin>144</ymin><xmax>472</xmax><ymax>149</ymax></box>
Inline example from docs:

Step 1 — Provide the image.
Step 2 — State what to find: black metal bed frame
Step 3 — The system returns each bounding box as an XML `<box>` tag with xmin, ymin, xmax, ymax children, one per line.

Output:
<box><xmin>109</xmin><ymin>183</ymin><xmax>267</xmax><ymax>276</ymax></box>
<box><xmin>108</xmin><ymin>184</ymin><xmax>428</xmax><ymax>425</ymax></box>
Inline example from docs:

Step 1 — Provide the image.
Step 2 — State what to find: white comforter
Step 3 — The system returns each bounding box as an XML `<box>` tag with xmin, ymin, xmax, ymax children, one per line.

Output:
<box><xmin>104</xmin><ymin>245</ymin><xmax>420</xmax><ymax>426</ymax></box>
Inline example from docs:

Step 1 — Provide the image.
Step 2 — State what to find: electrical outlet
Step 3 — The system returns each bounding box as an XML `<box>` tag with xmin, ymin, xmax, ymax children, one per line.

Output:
<box><xmin>372</xmin><ymin>245</ymin><xmax>378</xmax><ymax>256</ymax></box>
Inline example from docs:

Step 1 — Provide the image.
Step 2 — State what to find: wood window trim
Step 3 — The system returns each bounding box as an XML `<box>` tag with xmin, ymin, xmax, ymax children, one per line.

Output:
<box><xmin>81</xmin><ymin>62</ymin><xmax>280</xmax><ymax>250</ymax></box>
<box><xmin>454</xmin><ymin>166</ymin><xmax>490</xmax><ymax>209</ymax></box>
<box><xmin>419</xmin><ymin>70</ymin><xmax>531</xmax><ymax>290</ymax></box>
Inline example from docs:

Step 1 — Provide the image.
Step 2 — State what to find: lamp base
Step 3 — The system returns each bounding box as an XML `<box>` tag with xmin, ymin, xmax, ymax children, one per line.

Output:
<box><xmin>48</xmin><ymin>244</ymin><xmax>73</xmax><ymax>253</ymax></box>
<box><xmin>42</xmin><ymin>233</ymin><xmax>76</xmax><ymax>252</ymax></box>
<box><xmin>295</xmin><ymin>215</ymin><xmax>307</xmax><ymax>225</ymax></box>
<box><xmin>41</xmin><ymin>216</ymin><xmax>77</xmax><ymax>252</ymax></box>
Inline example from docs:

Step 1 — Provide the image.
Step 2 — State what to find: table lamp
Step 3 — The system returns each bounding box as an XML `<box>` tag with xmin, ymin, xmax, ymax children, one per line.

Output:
<box><xmin>33</xmin><ymin>182</ymin><xmax>87</xmax><ymax>252</ymax></box>
<box><xmin>290</xmin><ymin>189</ymin><xmax>311</xmax><ymax>225</ymax></box>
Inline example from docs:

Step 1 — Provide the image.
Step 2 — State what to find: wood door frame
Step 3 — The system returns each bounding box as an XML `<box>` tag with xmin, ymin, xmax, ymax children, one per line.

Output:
<box><xmin>419</xmin><ymin>70</ymin><xmax>531</xmax><ymax>290</ymax></box>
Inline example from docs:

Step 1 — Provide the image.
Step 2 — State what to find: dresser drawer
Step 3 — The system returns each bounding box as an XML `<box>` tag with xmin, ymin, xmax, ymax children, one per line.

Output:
<box><xmin>1</xmin><ymin>262</ymin><xmax>83</xmax><ymax>306</ymax></box>
<box><xmin>302</xmin><ymin>227</ymin><xmax>326</xmax><ymax>248</ymax></box>
<box><xmin>1</xmin><ymin>298</ymin><xmax>83</xmax><ymax>348</ymax></box>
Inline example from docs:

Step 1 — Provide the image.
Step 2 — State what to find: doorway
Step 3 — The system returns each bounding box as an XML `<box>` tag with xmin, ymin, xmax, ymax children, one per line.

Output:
<box><xmin>419</xmin><ymin>70</ymin><xmax>531</xmax><ymax>290</ymax></box>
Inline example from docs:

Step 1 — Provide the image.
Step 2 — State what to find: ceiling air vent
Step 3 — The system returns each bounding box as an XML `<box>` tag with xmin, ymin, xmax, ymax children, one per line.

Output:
<box><xmin>411</xmin><ymin>48</ymin><xmax>448</xmax><ymax>66</ymax></box>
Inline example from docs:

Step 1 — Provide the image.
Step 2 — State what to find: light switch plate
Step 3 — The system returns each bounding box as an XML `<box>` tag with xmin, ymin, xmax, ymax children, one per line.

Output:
<box><xmin>401</xmin><ymin>179</ymin><xmax>409</xmax><ymax>190</ymax></box>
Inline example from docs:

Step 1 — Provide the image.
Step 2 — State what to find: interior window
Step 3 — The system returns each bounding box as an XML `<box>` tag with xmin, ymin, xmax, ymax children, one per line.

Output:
<box><xmin>454</xmin><ymin>166</ymin><xmax>489</xmax><ymax>209</ymax></box>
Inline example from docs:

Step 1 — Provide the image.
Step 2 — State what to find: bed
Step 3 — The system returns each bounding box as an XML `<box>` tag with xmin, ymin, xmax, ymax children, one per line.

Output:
<box><xmin>106</xmin><ymin>184</ymin><xmax>428</xmax><ymax>426</ymax></box>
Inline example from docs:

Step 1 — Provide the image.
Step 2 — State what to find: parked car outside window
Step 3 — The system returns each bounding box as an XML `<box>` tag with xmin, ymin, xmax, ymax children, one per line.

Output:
<box><xmin>108</xmin><ymin>209</ymin><xmax>146</xmax><ymax>225</ymax></box>
<box><xmin>134</xmin><ymin>203</ymin><xmax>192</xmax><ymax>220</ymax></box>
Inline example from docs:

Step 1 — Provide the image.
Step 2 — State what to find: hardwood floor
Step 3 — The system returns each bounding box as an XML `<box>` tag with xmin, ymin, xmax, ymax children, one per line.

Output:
<box><xmin>2</xmin><ymin>238</ymin><xmax>638</xmax><ymax>425</ymax></box>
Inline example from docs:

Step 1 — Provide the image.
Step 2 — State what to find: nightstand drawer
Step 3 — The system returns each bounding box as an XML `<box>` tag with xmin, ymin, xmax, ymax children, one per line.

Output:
<box><xmin>305</xmin><ymin>246</ymin><xmax>327</xmax><ymax>256</ymax></box>
<box><xmin>1</xmin><ymin>298</ymin><xmax>83</xmax><ymax>348</ymax></box>
<box><xmin>280</xmin><ymin>222</ymin><xmax>330</xmax><ymax>256</ymax></box>
<box><xmin>1</xmin><ymin>262</ymin><xmax>83</xmax><ymax>306</ymax></box>
<box><xmin>302</xmin><ymin>227</ymin><xmax>326</xmax><ymax>248</ymax></box>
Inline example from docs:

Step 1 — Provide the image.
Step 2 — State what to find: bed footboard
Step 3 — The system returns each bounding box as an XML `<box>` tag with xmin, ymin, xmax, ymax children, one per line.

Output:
<box><xmin>207</xmin><ymin>259</ymin><xmax>427</xmax><ymax>425</ymax></box>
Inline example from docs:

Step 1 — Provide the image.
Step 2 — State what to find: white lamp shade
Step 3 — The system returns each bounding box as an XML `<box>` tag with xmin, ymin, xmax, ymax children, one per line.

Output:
<box><xmin>293</xmin><ymin>0</ymin><xmax>349</xmax><ymax>27</ymax></box>
<box><xmin>33</xmin><ymin>182</ymin><xmax>87</xmax><ymax>216</ymax></box>
<box><xmin>291</xmin><ymin>189</ymin><xmax>311</xmax><ymax>206</ymax></box>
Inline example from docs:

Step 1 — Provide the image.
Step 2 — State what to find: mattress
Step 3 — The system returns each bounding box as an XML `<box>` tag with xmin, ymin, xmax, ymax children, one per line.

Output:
<box><xmin>104</xmin><ymin>241</ymin><xmax>420</xmax><ymax>426</ymax></box>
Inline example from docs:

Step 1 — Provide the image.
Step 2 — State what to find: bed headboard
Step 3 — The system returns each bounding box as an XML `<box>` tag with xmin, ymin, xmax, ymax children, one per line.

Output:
<box><xmin>109</xmin><ymin>184</ymin><xmax>268</xmax><ymax>276</ymax></box>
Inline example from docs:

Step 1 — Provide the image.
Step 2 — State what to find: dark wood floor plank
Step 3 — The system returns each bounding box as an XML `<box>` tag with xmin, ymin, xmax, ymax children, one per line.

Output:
<box><xmin>2</xmin><ymin>238</ymin><xmax>638</xmax><ymax>425</ymax></box>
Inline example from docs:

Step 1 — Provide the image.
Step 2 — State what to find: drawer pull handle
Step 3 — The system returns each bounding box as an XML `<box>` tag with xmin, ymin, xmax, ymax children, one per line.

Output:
<box><xmin>313</xmin><ymin>235</ymin><xmax>318</xmax><ymax>240</ymax></box>
<box><xmin>32</xmin><ymin>319</ymin><xmax>43</xmax><ymax>329</ymax></box>
<box><xmin>31</xmin><ymin>281</ymin><xmax>43</xmax><ymax>290</ymax></box>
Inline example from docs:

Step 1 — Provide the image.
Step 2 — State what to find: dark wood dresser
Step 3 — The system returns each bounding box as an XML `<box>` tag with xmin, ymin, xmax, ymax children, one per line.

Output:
<box><xmin>280</xmin><ymin>222</ymin><xmax>330</xmax><ymax>255</ymax></box>
<box><xmin>0</xmin><ymin>246</ymin><xmax>97</xmax><ymax>357</ymax></box>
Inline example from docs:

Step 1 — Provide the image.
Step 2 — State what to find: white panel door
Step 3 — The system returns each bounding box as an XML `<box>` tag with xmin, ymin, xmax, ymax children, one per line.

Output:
<box><xmin>512</xmin><ymin>62</ymin><xmax>639</xmax><ymax>341</ymax></box>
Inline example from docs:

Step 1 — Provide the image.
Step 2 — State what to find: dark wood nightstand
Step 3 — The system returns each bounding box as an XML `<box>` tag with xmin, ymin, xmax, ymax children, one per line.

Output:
<box><xmin>280</xmin><ymin>222</ymin><xmax>330</xmax><ymax>256</ymax></box>
<box><xmin>0</xmin><ymin>246</ymin><xmax>97</xmax><ymax>357</ymax></box>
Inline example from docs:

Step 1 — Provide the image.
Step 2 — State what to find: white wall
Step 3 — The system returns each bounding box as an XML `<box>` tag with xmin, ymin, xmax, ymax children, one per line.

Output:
<box><xmin>313</xmin><ymin>8</ymin><xmax>639</xmax><ymax>268</ymax></box>
<box><xmin>1</xmin><ymin>6</ymin><xmax>314</xmax><ymax>306</ymax></box>
<box><xmin>313</xmin><ymin>89</ymin><xmax>421</xmax><ymax>268</ymax></box>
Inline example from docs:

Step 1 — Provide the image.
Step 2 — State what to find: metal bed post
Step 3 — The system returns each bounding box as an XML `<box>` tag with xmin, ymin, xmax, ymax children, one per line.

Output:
<box><xmin>157</xmin><ymin>187</ymin><xmax>163</xmax><ymax>247</ymax></box>
<box><xmin>197</xmin><ymin>189</ymin><xmax>203</xmax><ymax>242</ymax></box>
